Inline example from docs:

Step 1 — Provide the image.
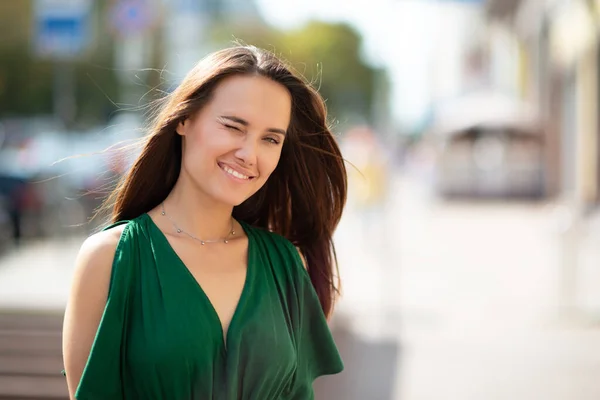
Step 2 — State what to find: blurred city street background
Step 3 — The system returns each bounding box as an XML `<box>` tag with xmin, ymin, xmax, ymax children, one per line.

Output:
<box><xmin>2</xmin><ymin>0</ymin><xmax>600</xmax><ymax>399</ymax></box>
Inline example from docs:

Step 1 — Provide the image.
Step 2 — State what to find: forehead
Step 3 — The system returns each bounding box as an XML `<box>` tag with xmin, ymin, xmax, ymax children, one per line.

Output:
<box><xmin>207</xmin><ymin>74</ymin><xmax>292</xmax><ymax>128</ymax></box>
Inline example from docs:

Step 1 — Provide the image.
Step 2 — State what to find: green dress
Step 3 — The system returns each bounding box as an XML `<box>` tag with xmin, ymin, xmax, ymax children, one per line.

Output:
<box><xmin>74</xmin><ymin>213</ymin><xmax>343</xmax><ymax>400</ymax></box>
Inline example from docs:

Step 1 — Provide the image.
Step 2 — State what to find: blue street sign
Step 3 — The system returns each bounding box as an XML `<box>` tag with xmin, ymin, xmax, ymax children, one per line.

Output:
<box><xmin>108</xmin><ymin>0</ymin><xmax>155</xmax><ymax>38</ymax></box>
<box><xmin>34</xmin><ymin>0</ymin><xmax>92</xmax><ymax>59</ymax></box>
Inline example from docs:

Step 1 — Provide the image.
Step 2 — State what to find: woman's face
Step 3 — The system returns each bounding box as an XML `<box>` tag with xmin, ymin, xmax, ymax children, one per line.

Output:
<box><xmin>176</xmin><ymin>74</ymin><xmax>292</xmax><ymax>207</ymax></box>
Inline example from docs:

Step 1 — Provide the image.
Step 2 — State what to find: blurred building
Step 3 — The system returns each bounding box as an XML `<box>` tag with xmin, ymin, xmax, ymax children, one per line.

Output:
<box><xmin>484</xmin><ymin>0</ymin><xmax>600</xmax><ymax>208</ymax></box>
<box><xmin>429</xmin><ymin>2</ymin><xmax>487</xmax><ymax>103</ymax></box>
<box><xmin>485</xmin><ymin>0</ymin><xmax>600</xmax><ymax>316</ymax></box>
<box><xmin>421</xmin><ymin>1</ymin><xmax>546</xmax><ymax>200</ymax></box>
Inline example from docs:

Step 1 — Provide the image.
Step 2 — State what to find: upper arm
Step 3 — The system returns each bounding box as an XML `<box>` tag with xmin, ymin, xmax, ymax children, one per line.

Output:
<box><xmin>62</xmin><ymin>225</ymin><xmax>125</xmax><ymax>399</ymax></box>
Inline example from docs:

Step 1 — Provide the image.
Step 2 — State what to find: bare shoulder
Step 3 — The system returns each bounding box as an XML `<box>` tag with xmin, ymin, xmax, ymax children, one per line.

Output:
<box><xmin>83</xmin><ymin>224</ymin><xmax>127</xmax><ymax>253</ymax></box>
<box><xmin>78</xmin><ymin>225</ymin><xmax>127</xmax><ymax>270</ymax></box>
<box><xmin>62</xmin><ymin>223</ymin><xmax>128</xmax><ymax>397</ymax></box>
<box><xmin>71</xmin><ymin>224</ymin><xmax>128</xmax><ymax>294</ymax></box>
<box><xmin>65</xmin><ymin>223</ymin><xmax>128</xmax><ymax>323</ymax></box>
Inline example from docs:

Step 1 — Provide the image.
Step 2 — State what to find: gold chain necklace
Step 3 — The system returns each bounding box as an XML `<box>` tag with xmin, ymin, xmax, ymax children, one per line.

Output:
<box><xmin>160</xmin><ymin>202</ymin><xmax>235</xmax><ymax>245</ymax></box>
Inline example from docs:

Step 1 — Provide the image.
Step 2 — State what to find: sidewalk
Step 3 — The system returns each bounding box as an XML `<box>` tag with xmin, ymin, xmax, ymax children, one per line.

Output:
<box><xmin>1</xmin><ymin>172</ymin><xmax>600</xmax><ymax>399</ymax></box>
<box><xmin>0</xmin><ymin>235</ymin><xmax>83</xmax><ymax>311</ymax></box>
<box><xmin>331</xmin><ymin>172</ymin><xmax>600</xmax><ymax>400</ymax></box>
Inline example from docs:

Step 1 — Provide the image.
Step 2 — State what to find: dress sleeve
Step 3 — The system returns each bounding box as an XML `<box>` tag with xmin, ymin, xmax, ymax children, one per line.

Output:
<box><xmin>282</xmin><ymin>240</ymin><xmax>344</xmax><ymax>388</ymax></box>
<box><xmin>75</xmin><ymin>221</ymin><xmax>133</xmax><ymax>399</ymax></box>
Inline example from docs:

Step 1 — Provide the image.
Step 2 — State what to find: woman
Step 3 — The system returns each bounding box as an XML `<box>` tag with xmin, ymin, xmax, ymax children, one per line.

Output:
<box><xmin>62</xmin><ymin>45</ymin><xmax>347</xmax><ymax>399</ymax></box>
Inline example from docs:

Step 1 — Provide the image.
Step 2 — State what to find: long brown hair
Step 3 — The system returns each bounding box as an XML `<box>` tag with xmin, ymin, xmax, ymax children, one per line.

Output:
<box><xmin>98</xmin><ymin>46</ymin><xmax>347</xmax><ymax>317</ymax></box>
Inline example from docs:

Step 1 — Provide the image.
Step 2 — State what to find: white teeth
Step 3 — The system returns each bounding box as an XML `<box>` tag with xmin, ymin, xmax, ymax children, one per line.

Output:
<box><xmin>222</xmin><ymin>165</ymin><xmax>249</xmax><ymax>180</ymax></box>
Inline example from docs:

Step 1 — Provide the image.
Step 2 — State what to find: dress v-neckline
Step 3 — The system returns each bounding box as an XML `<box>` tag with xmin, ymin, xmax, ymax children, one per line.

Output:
<box><xmin>144</xmin><ymin>213</ymin><xmax>254</xmax><ymax>353</ymax></box>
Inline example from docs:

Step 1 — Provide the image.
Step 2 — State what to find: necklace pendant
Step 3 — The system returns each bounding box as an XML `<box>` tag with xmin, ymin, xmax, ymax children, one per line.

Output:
<box><xmin>177</xmin><ymin>229</ymin><xmax>182</xmax><ymax>233</ymax></box>
<box><xmin>224</xmin><ymin>239</ymin><xmax>229</xmax><ymax>244</ymax></box>
<box><xmin>200</xmin><ymin>240</ymin><xmax>205</xmax><ymax>245</ymax></box>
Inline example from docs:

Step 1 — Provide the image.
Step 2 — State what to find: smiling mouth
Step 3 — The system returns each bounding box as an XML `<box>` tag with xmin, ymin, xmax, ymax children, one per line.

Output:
<box><xmin>218</xmin><ymin>163</ymin><xmax>256</xmax><ymax>181</ymax></box>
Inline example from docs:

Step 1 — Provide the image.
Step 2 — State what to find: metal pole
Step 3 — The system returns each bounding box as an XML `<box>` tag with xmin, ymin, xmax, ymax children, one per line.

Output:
<box><xmin>53</xmin><ymin>61</ymin><xmax>76</xmax><ymax>128</ymax></box>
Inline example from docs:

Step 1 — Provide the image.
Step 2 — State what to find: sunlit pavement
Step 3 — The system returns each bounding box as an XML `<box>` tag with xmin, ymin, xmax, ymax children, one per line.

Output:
<box><xmin>0</xmin><ymin>235</ymin><xmax>82</xmax><ymax>311</ymax></box>
<box><xmin>2</xmin><ymin>170</ymin><xmax>600</xmax><ymax>399</ymax></box>
<box><xmin>326</xmin><ymin>170</ymin><xmax>600</xmax><ymax>400</ymax></box>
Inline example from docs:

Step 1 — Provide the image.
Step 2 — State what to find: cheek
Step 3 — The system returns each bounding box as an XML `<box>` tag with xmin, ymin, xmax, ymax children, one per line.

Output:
<box><xmin>259</xmin><ymin>151</ymin><xmax>283</xmax><ymax>179</ymax></box>
<box><xmin>183</xmin><ymin>139</ymin><xmax>207</xmax><ymax>169</ymax></box>
<box><xmin>184</xmin><ymin>129</ymin><xmax>223</xmax><ymax>165</ymax></box>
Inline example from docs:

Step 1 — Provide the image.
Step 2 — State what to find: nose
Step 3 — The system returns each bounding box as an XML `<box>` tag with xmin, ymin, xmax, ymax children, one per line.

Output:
<box><xmin>234</xmin><ymin>137</ymin><xmax>258</xmax><ymax>167</ymax></box>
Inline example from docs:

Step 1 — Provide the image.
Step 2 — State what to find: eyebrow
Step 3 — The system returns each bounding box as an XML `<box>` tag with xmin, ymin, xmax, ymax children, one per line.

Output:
<box><xmin>219</xmin><ymin>115</ymin><xmax>287</xmax><ymax>136</ymax></box>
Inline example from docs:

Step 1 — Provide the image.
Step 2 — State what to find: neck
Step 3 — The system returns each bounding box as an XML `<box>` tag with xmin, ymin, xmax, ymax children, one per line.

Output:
<box><xmin>163</xmin><ymin>176</ymin><xmax>234</xmax><ymax>240</ymax></box>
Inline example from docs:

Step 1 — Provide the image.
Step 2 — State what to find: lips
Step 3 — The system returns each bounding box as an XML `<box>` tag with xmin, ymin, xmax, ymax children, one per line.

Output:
<box><xmin>218</xmin><ymin>162</ymin><xmax>256</xmax><ymax>181</ymax></box>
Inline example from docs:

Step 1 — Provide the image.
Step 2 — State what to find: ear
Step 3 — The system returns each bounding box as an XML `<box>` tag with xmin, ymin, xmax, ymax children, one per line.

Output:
<box><xmin>176</xmin><ymin>119</ymin><xmax>187</xmax><ymax>136</ymax></box>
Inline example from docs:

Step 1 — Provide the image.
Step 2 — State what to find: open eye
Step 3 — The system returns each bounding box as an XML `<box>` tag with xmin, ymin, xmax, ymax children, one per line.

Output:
<box><xmin>264</xmin><ymin>137</ymin><xmax>281</xmax><ymax>145</ymax></box>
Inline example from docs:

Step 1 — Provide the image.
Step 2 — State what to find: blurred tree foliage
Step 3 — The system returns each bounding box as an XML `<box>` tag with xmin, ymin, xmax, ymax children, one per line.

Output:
<box><xmin>211</xmin><ymin>20</ymin><xmax>387</xmax><ymax>128</ymax></box>
<box><xmin>0</xmin><ymin>1</ymin><xmax>386</xmax><ymax>131</ymax></box>
<box><xmin>0</xmin><ymin>1</ymin><xmax>119</xmax><ymax>127</ymax></box>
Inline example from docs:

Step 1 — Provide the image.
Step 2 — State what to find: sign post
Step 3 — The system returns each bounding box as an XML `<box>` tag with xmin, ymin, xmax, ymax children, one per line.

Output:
<box><xmin>34</xmin><ymin>0</ymin><xmax>92</xmax><ymax>60</ymax></box>
<box><xmin>108</xmin><ymin>0</ymin><xmax>157</xmax><ymax>106</ymax></box>
<box><xmin>33</xmin><ymin>0</ymin><xmax>93</xmax><ymax>127</ymax></box>
<box><xmin>164</xmin><ymin>0</ymin><xmax>210</xmax><ymax>83</ymax></box>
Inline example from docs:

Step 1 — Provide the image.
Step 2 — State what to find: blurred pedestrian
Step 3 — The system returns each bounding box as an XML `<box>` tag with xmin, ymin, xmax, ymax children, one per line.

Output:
<box><xmin>0</xmin><ymin>174</ymin><xmax>27</xmax><ymax>246</ymax></box>
<box><xmin>62</xmin><ymin>45</ymin><xmax>347</xmax><ymax>399</ymax></box>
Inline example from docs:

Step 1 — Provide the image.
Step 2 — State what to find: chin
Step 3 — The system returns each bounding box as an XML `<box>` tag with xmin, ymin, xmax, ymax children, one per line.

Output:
<box><xmin>229</xmin><ymin>197</ymin><xmax>249</xmax><ymax>207</ymax></box>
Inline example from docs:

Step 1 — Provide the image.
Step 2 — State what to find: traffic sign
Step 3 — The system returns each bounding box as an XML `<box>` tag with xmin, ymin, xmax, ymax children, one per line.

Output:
<box><xmin>108</xmin><ymin>0</ymin><xmax>156</xmax><ymax>38</ymax></box>
<box><xmin>34</xmin><ymin>0</ymin><xmax>92</xmax><ymax>60</ymax></box>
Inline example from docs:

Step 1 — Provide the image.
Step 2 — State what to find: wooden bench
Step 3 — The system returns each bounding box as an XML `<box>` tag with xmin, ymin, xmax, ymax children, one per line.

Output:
<box><xmin>0</xmin><ymin>311</ymin><xmax>68</xmax><ymax>399</ymax></box>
